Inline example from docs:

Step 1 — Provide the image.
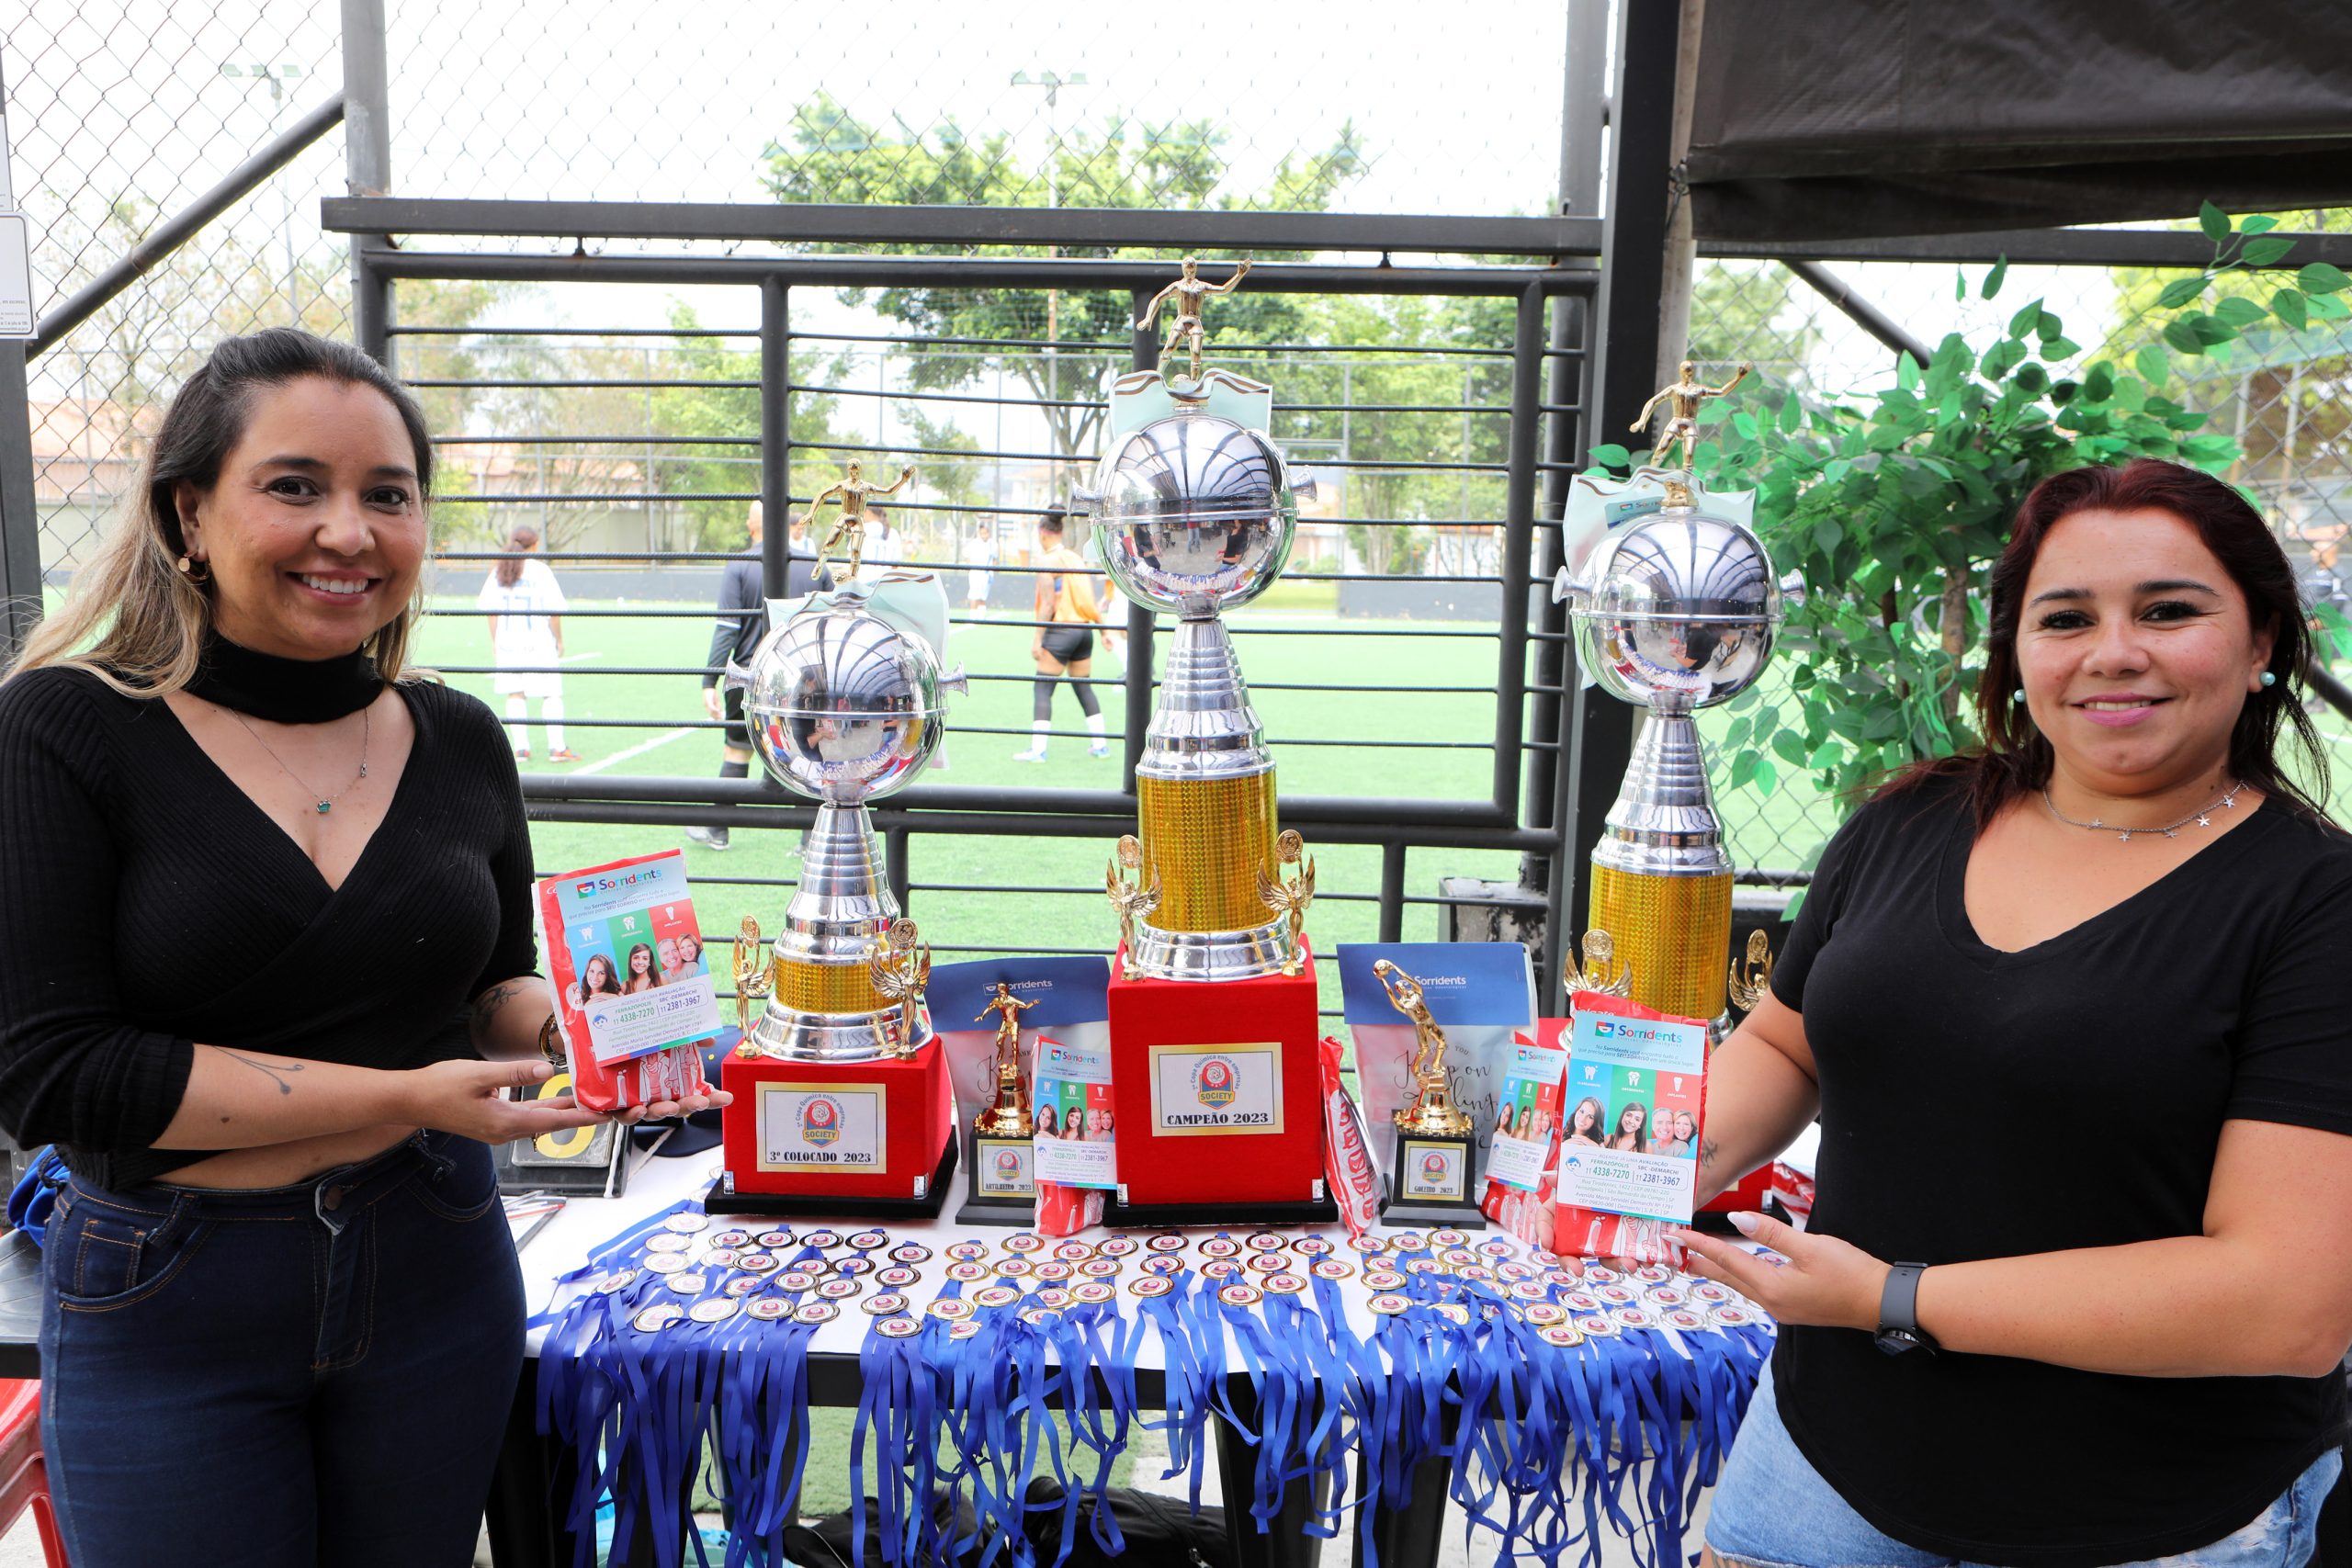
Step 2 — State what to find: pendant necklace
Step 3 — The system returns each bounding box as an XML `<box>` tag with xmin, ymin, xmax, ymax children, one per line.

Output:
<box><xmin>2041</xmin><ymin>779</ymin><xmax>2240</xmax><ymax>842</ymax></box>
<box><xmin>228</xmin><ymin>706</ymin><xmax>372</xmax><ymax>815</ymax></box>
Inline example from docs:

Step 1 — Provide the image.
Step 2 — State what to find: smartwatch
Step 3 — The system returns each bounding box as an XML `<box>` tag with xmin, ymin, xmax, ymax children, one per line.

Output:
<box><xmin>1874</xmin><ymin>1262</ymin><xmax>1939</xmax><ymax>1357</ymax></box>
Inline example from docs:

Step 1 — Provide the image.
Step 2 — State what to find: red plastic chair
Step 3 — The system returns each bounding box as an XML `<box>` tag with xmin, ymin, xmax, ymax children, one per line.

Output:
<box><xmin>0</xmin><ymin>1381</ymin><xmax>68</xmax><ymax>1567</ymax></box>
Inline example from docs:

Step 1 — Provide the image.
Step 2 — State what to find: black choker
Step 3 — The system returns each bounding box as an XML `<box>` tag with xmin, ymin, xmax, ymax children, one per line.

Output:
<box><xmin>187</xmin><ymin>633</ymin><xmax>384</xmax><ymax>724</ymax></box>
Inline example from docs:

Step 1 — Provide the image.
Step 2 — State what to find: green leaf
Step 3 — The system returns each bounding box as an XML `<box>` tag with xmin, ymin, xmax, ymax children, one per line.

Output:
<box><xmin>2199</xmin><ymin>200</ymin><xmax>2230</xmax><ymax>243</ymax></box>
<box><xmin>1895</xmin><ymin>351</ymin><xmax>1921</xmax><ymax>391</ymax></box>
<box><xmin>2081</xmin><ymin>363</ymin><xmax>2114</xmax><ymax>402</ymax></box>
<box><xmin>1586</xmin><ymin>443</ymin><xmax>1632</xmax><ymax>468</ymax></box>
<box><xmin>2242</xmin><ymin>236</ymin><xmax>2296</xmax><ymax>268</ymax></box>
<box><xmin>2041</xmin><ymin>335</ymin><xmax>2080</xmax><ymax>359</ymax></box>
<box><xmin>2311</xmin><ymin>291</ymin><xmax>2351</xmax><ymax>321</ymax></box>
<box><xmin>1753</xmin><ymin>758</ymin><xmax>1779</xmax><ymax>798</ymax></box>
<box><xmin>1733</xmin><ymin>411</ymin><xmax>1758</xmax><ymax>439</ymax></box>
<box><xmin>2271</xmin><ymin>288</ymin><xmax>2310</xmax><ymax>331</ymax></box>
<box><xmin>1728</xmin><ymin>749</ymin><xmax>1761</xmax><ymax>791</ymax></box>
<box><xmin>2154</xmin><ymin>276</ymin><xmax>2208</xmax><ymax>310</ymax></box>
<box><xmin>2191</xmin><ymin>314</ymin><xmax>2237</xmax><ymax>346</ymax></box>
<box><xmin>1778</xmin><ymin>391</ymin><xmax>1803</xmax><ymax>433</ymax></box>
<box><xmin>2213</xmin><ymin>296</ymin><xmax>2269</xmax><ymax>328</ymax></box>
<box><xmin>2297</xmin><ymin>262</ymin><xmax>2352</xmax><ymax>294</ymax></box>
<box><xmin>2240</xmin><ymin>215</ymin><xmax>2280</xmax><ymax>235</ymax></box>
<box><xmin>2161</xmin><ymin>319</ymin><xmax>2206</xmax><ymax>356</ymax></box>
<box><xmin>1980</xmin><ymin>256</ymin><xmax>2008</xmax><ymax>300</ymax></box>
<box><xmin>2007</xmin><ymin>299</ymin><xmax>2045</xmax><ymax>337</ymax></box>
<box><xmin>2134</xmin><ymin>344</ymin><xmax>2171</xmax><ymax>384</ymax></box>
<box><xmin>1811</xmin><ymin>517</ymin><xmax>1843</xmax><ymax>556</ymax></box>
<box><xmin>1770</xmin><ymin>729</ymin><xmax>1809</xmax><ymax>766</ymax></box>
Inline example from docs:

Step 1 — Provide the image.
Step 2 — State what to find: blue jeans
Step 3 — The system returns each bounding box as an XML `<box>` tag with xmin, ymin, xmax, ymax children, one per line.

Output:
<box><xmin>38</xmin><ymin>1131</ymin><xmax>525</xmax><ymax>1568</ymax></box>
<box><xmin>1709</xmin><ymin>1365</ymin><xmax>2341</xmax><ymax>1568</ymax></box>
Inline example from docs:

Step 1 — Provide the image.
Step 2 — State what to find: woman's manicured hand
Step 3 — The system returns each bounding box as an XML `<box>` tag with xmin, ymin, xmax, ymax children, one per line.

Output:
<box><xmin>1674</xmin><ymin>1211</ymin><xmax>1893</xmax><ymax>1332</ymax></box>
<box><xmin>401</xmin><ymin>1057</ymin><xmax>610</xmax><ymax>1143</ymax></box>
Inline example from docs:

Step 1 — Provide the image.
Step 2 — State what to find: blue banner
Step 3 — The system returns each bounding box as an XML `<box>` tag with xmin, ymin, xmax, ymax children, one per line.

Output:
<box><xmin>1335</xmin><ymin>942</ymin><xmax>1535</xmax><ymax>1028</ymax></box>
<box><xmin>929</xmin><ymin>955</ymin><xmax>1111</xmax><ymax>1029</ymax></box>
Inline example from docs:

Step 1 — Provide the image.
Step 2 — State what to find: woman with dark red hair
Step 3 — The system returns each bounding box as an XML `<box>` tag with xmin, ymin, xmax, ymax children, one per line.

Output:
<box><xmin>1685</xmin><ymin>459</ymin><xmax>2352</xmax><ymax>1566</ymax></box>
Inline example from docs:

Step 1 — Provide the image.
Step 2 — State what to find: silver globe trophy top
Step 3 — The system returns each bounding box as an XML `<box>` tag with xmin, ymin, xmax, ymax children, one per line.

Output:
<box><xmin>724</xmin><ymin>577</ymin><xmax>960</xmax><ymax>1060</ymax></box>
<box><xmin>1090</xmin><ymin>412</ymin><xmax>1297</xmax><ymax>618</ymax></box>
<box><xmin>1560</xmin><ymin>362</ymin><xmax>1782</xmax><ymax>879</ymax></box>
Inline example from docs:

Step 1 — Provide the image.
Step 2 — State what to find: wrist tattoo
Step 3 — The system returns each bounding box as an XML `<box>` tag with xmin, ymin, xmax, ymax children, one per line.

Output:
<box><xmin>222</xmin><ymin>1049</ymin><xmax>303</xmax><ymax>1096</ymax></box>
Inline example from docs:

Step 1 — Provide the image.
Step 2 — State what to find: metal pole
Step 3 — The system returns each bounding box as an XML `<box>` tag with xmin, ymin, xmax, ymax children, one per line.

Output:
<box><xmin>761</xmin><ymin>277</ymin><xmax>788</xmax><ymax>592</ymax></box>
<box><xmin>1555</xmin><ymin>0</ymin><xmax>1682</xmax><ymax>1004</ymax></box>
<box><xmin>341</xmin><ymin>0</ymin><xmax>392</xmax><ymax>362</ymax></box>
<box><xmin>1559</xmin><ymin>0</ymin><xmax>1610</xmax><ymax>219</ymax></box>
<box><xmin>1489</xmin><ymin>283</ymin><xmax>1544</xmax><ymax>818</ymax></box>
<box><xmin>1779</xmin><ymin>257</ymin><xmax>1934</xmax><ymax>367</ymax></box>
<box><xmin>0</xmin><ymin>56</ymin><xmax>41</xmax><ymax>660</ymax></box>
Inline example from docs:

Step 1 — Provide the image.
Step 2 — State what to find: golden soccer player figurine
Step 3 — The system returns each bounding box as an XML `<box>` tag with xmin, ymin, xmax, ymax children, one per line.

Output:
<box><xmin>733</xmin><ymin>914</ymin><xmax>772</xmax><ymax>1050</ymax></box>
<box><xmin>1136</xmin><ymin>256</ymin><xmax>1252</xmax><ymax>384</ymax></box>
<box><xmin>972</xmin><ymin>982</ymin><xmax>1037</xmax><ymax>1136</ymax></box>
<box><xmin>806</xmin><ymin>459</ymin><xmax>915</xmax><ymax>582</ymax></box>
<box><xmin>1254</xmin><ymin>829</ymin><xmax>1316</xmax><ymax>976</ymax></box>
<box><xmin>1631</xmin><ymin>360</ymin><xmax>1752</xmax><ymax>502</ymax></box>
<box><xmin>1374</xmin><ymin>959</ymin><xmax>1473</xmax><ymax>1137</ymax></box>
<box><xmin>1104</xmin><ymin>834</ymin><xmax>1162</xmax><ymax>956</ymax></box>
<box><xmin>866</xmin><ymin>917</ymin><xmax>931</xmax><ymax>1058</ymax></box>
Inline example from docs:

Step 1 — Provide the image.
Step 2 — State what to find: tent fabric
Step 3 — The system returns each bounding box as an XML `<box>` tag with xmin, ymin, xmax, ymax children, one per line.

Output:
<box><xmin>1685</xmin><ymin>0</ymin><xmax>2352</xmax><ymax>242</ymax></box>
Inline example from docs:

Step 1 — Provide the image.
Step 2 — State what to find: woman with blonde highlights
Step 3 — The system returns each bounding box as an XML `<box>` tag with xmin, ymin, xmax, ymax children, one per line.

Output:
<box><xmin>0</xmin><ymin>328</ymin><xmax>721</xmax><ymax>1567</ymax></box>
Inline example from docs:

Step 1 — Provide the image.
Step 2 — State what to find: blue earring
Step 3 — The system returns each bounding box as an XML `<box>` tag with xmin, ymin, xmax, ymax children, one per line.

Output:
<box><xmin>2260</xmin><ymin>671</ymin><xmax>2278</xmax><ymax>689</ymax></box>
<box><xmin>2013</xmin><ymin>688</ymin><xmax>2026</xmax><ymax>704</ymax></box>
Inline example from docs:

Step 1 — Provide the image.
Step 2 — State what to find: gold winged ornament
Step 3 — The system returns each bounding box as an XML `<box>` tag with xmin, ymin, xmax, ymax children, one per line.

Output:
<box><xmin>1374</xmin><ymin>959</ymin><xmax>1474</xmax><ymax>1138</ymax></box>
<box><xmin>1254</xmin><ymin>829</ymin><xmax>1316</xmax><ymax>976</ymax></box>
<box><xmin>1566</xmin><ymin>928</ymin><xmax>1634</xmax><ymax>1003</ymax></box>
<box><xmin>1726</xmin><ymin>929</ymin><xmax>1776</xmax><ymax>1013</ymax></box>
<box><xmin>733</xmin><ymin>915</ymin><xmax>773</xmax><ymax>1053</ymax></box>
<box><xmin>866</xmin><ymin>917</ymin><xmax>931</xmax><ymax>1059</ymax></box>
<box><xmin>1104</xmin><ymin>834</ymin><xmax>1162</xmax><ymax>956</ymax></box>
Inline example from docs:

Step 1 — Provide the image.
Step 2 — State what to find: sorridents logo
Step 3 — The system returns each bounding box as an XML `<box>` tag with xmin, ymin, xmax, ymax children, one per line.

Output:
<box><xmin>1194</xmin><ymin>1056</ymin><xmax>1238</xmax><ymax>1109</ymax></box>
<box><xmin>575</xmin><ymin>866</ymin><xmax>666</xmax><ymax>897</ymax></box>
<box><xmin>800</xmin><ymin>1096</ymin><xmax>842</xmax><ymax>1146</ymax></box>
<box><xmin>1593</xmin><ymin>1020</ymin><xmax>1617</xmax><ymax>1037</ymax></box>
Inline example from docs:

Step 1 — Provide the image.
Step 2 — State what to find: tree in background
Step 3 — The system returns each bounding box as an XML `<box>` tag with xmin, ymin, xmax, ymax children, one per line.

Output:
<box><xmin>763</xmin><ymin>94</ymin><xmax>1364</xmax><ymax>468</ymax></box>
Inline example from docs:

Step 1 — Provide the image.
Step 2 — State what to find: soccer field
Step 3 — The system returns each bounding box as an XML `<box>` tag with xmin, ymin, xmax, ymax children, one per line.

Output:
<box><xmin>412</xmin><ymin>595</ymin><xmax>1849</xmax><ymax>981</ymax></box>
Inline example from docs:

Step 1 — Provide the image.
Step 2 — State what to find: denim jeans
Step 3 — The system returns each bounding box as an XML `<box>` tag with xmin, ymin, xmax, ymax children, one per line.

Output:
<box><xmin>1709</xmin><ymin>1364</ymin><xmax>2342</xmax><ymax>1568</ymax></box>
<box><xmin>38</xmin><ymin>1131</ymin><xmax>525</xmax><ymax>1568</ymax></box>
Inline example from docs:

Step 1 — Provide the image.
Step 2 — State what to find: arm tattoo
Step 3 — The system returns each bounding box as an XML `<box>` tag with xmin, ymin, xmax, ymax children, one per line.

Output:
<box><xmin>470</xmin><ymin>979</ymin><xmax>531</xmax><ymax>1044</ymax></box>
<box><xmin>221</xmin><ymin>1049</ymin><xmax>304</xmax><ymax>1097</ymax></box>
<box><xmin>1698</xmin><ymin>1137</ymin><xmax>1721</xmax><ymax>1171</ymax></box>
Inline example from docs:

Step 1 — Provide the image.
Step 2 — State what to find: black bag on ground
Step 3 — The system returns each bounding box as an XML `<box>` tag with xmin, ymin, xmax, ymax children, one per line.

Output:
<box><xmin>781</xmin><ymin>1480</ymin><xmax>1227</xmax><ymax>1568</ymax></box>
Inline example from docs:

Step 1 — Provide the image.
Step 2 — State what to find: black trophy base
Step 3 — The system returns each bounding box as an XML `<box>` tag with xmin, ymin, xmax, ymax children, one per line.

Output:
<box><xmin>1381</xmin><ymin>1130</ymin><xmax>1487</xmax><ymax>1229</ymax></box>
<box><xmin>957</xmin><ymin>1134</ymin><xmax>1038</xmax><ymax>1225</ymax></box>
<box><xmin>706</xmin><ymin>1138</ymin><xmax>957</xmax><ymax>1222</ymax></box>
<box><xmin>1101</xmin><ymin>1190</ymin><xmax>1340</xmax><ymax>1232</ymax></box>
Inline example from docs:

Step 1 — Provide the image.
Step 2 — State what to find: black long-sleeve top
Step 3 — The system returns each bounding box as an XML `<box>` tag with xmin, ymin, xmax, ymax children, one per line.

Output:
<box><xmin>0</xmin><ymin>667</ymin><xmax>538</xmax><ymax>1189</ymax></box>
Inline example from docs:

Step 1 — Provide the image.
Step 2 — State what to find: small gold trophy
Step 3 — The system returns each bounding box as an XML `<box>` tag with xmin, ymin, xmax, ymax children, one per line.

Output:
<box><xmin>963</xmin><ymin>981</ymin><xmax>1040</xmax><ymax>1218</ymax></box>
<box><xmin>1374</xmin><ymin>959</ymin><xmax>1484</xmax><ymax>1224</ymax></box>
<box><xmin>805</xmin><ymin>458</ymin><xmax>915</xmax><ymax>582</ymax></box>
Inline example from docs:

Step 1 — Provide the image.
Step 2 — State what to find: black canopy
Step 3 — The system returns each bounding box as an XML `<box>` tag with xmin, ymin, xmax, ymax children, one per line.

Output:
<box><xmin>1686</xmin><ymin>0</ymin><xmax>2352</xmax><ymax>242</ymax></box>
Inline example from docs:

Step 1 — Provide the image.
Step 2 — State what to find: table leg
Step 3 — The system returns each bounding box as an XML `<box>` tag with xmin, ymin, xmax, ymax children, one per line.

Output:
<box><xmin>1353</xmin><ymin>1449</ymin><xmax>1450</xmax><ymax>1568</ymax></box>
<box><xmin>1215</xmin><ymin>1390</ymin><xmax>1327</xmax><ymax>1568</ymax></box>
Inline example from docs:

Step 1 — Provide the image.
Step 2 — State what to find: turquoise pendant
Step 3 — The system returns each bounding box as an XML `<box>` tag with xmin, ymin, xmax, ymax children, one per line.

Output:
<box><xmin>315</xmin><ymin>801</ymin><xmax>331</xmax><ymax>814</ymax></box>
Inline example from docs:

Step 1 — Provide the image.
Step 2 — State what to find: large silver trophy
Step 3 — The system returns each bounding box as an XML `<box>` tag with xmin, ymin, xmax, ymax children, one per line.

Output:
<box><xmin>725</xmin><ymin>581</ymin><xmax>960</xmax><ymax>1058</ymax></box>
<box><xmin>1558</xmin><ymin>368</ymin><xmax>1781</xmax><ymax>1026</ymax></box>
<box><xmin>1079</xmin><ymin>374</ymin><xmax>1305</xmax><ymax>982</ymax></box>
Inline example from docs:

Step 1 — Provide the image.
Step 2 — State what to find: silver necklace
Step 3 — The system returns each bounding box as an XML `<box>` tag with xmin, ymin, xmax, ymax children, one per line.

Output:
<box><xmin>2041</xmin><ymin>779</ymin><xmax>2241</xmax><ymax>842</ymax></box>
<box><xmin>227</xmin><ymin>706</ymin><xmax>371</xmax><ymax>815</ymax></box>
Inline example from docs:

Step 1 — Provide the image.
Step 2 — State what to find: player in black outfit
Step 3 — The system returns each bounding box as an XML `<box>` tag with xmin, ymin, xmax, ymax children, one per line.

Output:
<box><xmin>687</xmin><ymin>500</ymin><xmax>823</xmax><ymax>850</ymax></box>
<box><xmin>0</xmin><ymin>330</ymin><xmax>722</xmax><ymax>1567</ymax></box>
<box><xmin>1682</xmin><ymin>459</ymin><xmax>2352</xmax><ymax>1567</ymax></box>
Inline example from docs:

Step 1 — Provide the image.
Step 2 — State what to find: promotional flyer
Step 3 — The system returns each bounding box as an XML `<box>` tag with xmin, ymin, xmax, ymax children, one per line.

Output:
<box><xmin>1483</xmin><ymin>1034</ymin><xmax>1567</xmax><ymax>1190</ymax></box>
<box><xmin>1555</xmin><ymin>993</ymin><xmax>1707</xmax><ymax>1224</ymax></box>
<box><xmin>1031</xmin><ymin>1035</ymin><xmax>1117</xmax><ymax>1189</ymax></box>
<box><xmin>536</xmin><ymin>851</ymin><xmax>722</xmax><ymax>1066</ymax></box>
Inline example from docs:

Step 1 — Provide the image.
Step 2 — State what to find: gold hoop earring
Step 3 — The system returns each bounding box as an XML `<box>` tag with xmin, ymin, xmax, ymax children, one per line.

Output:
<box><xmin>177</xmin><ymin>554</ymin><xmax>210</xmax><ymax>584</ymax></box>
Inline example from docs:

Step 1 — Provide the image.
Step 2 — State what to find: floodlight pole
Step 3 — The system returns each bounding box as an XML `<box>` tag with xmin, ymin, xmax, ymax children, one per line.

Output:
<box><xmin>341</xmin><ymin>0</ymin><xmax>394</xmax><ymax>364</ymax></box>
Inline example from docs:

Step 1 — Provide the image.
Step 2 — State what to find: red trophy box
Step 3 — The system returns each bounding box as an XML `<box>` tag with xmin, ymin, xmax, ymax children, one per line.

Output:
<box><xmin>715</xmin><ymin>1039</ymin><xmax>956</xmax><ymax>1214</ymax></box>
<box><xmin>1104</xmin><ymin>942</ymin><xmax>1327</xmax><ymax>1216</ymax></box>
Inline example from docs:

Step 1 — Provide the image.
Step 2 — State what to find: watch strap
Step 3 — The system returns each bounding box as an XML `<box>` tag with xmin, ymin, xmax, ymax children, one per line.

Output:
<box><xmin>1877</xmin><ymin>1261</ymin><xmax>1936</xmax><ymax>1354</ymax></box>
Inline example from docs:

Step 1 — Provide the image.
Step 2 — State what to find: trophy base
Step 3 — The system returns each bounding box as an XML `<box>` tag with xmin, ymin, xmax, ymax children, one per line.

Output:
<box><xmin>1124</xmin><ymin>912</ymin><xmax>1295</xmax><ymax>984</ymax></box>
<box><xmin>706</xmin><ymin>1141</ymin><xmax>956</xmax><ymax>1222</ymax></box>
<box><xmin>714</xmin><ymin>1037</ymin><xmax>956</xmax><ymax>1214</ymax></box>
<box><xmin>1101</xmin><ymin>1190</ymin><xmax>1338</xmax><ymax>1232</ymax></box>
<box><xmin>1382</xmin><ymin>1128</ymin><xmax>1487</xmax><ymax>1228</ymax></box>
<box><xmin>956</xmin><ymin>1132</ymin><xmax>1037</xmax><ymax>1226</ymax></box>
<box><xmin>1105</xmin><ymin>942</ymin><xmax>1324</xmax><ymax>1211</ymax></box>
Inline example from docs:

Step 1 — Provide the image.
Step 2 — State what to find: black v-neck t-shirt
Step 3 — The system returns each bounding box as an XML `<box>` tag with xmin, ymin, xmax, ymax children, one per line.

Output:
<box><xmin>0</xmin><ymin>666</ymin><xmax>538</xmax><ymax>1190</ymax></box>
<box><xmin>1770</xmin><ymin>773</ymin><xmax>2352</xmax><ymax>1565</ymax></box>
